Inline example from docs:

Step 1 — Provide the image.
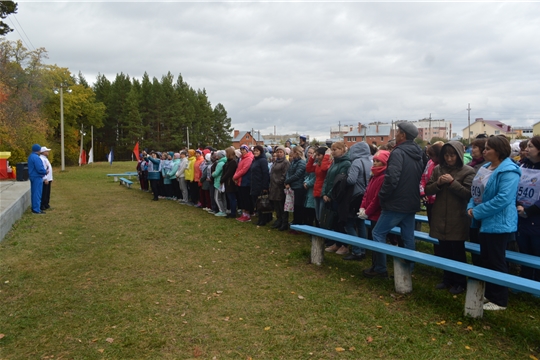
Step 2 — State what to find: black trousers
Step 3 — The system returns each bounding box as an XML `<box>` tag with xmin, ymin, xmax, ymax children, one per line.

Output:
<box><xmin>292</xmin><ymin>187</ymin><xmax>307</xmax><ymax>225</ymax></box>
<box><xmin>438</xmin><ymin>240</ymin><xmax>467</xmax><ymax>287</ymax></box>
<box><xmin>41</xmin><ymin>181</ymin><xmax>51</xmax><ymax>210</ymax></box>
<box><xmin>479</xmin><ymin>232</ymin><xmax>510</xmax><ymax>307</ymax></box>
<box><xmin>150</xmin><ymin>179</ymin><xmax>160</xmax><ymax>200</ymax></box>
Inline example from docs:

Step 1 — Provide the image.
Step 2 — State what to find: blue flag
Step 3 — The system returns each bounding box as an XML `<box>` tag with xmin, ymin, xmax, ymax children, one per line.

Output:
<box><xmin>107</xmin><ymin>149</ymin><xmax>114</xmax><ymax>165</ymax></box>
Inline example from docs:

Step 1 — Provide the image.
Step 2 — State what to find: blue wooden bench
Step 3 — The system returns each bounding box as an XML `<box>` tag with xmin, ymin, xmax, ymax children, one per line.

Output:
<box><xmin>365</xmin><ymin>220</ymin><xmax>540</xmax><ymax>271</ymax></box>
<box><xmin>107</xmin><ymin>172</ymin><xmax>138</xmax><ymax>182</ymax></box>
<box><xmin>290</xmin><ymin>224</ymin><xmax>540</xmax><ymax>318</ymax></box>
<box><xmin>119</xmin><ymin>177</ymin><xmax>133</xmax><ymax>188</ymax></box>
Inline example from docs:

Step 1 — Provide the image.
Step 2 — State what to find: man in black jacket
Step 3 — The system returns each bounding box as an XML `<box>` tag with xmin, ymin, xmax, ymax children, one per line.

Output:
<box><xmin>363</xmin><ymin>122</ymin><xmax>424</xmax><ymax>278</ymax></box>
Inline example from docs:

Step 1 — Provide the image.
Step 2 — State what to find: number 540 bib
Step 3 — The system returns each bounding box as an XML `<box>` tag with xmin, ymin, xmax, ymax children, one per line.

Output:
<box><xmin>517</xmin><ymin>168</ymin><xmax>540</xmax><ymax>207</ymax></box>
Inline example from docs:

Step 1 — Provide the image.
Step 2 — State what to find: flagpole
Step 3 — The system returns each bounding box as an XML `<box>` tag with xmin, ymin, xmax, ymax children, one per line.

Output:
<box><xmin>90</xmin><ymin>126</ymin><xmax>93</xmax><ymax>166</ymax></box>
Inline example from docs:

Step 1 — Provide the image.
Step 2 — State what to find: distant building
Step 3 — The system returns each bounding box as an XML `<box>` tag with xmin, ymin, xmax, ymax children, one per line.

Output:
<box><xmin>343</xmin><ymin>122</ymin><xmax>393</xmax><ymax>148</ymax></box>
<box><xmin>232</xmin><ymin>130</ymin><xmax>265</xmax><ymax>148</ymax></box>
<box><xmin>411</xmin><ymin>119</ymin><xmax>452</xmax><ymax>141</ymax></box>
<box><xmin>462</xmin><ymin>118</ymin><xmax>516</xmax><ymax>140</ymax></box>
<box><xmin>330</xmin><ymin>125</ymin><xmax>355</xmax><ymax>139</ymax></box>
<box><xmin>513</xmin><ymin>126</ymin><xmax>533</xmax><ymax>138</ymax></box>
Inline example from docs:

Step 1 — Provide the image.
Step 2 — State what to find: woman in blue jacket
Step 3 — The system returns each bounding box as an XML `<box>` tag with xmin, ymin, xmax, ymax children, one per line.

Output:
<box><xmin>467</xmin><ymin>136</ymin><xmax>521</xmax><ymax>311</ymax></box>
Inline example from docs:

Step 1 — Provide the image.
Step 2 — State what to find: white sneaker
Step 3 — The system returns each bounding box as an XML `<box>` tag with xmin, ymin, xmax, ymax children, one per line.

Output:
<box><xmin>483</xmin><ymin>302</ymin><xmax>506</xmax><ymax>311</ymax></box>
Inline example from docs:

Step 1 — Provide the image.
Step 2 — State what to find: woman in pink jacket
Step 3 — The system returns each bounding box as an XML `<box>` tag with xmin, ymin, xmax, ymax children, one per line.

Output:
<box><xmin>234</xmin><ymin>145</ymin><xmax>255</xmax><ymax>222</ymax></box>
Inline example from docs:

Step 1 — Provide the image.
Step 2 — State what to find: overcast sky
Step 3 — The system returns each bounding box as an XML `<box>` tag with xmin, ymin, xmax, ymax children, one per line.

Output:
<box><xmin>6</xmin><ymin>1</ymin><xmax>540</xmax><ymax>141</ymax></box>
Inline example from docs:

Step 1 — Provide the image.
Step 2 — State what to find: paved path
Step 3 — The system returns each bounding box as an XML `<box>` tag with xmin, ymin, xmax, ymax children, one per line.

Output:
<box><xmin>0</xmin><ymin>180</ymin><xmax>30</xmax><ymax>242</ymax></box>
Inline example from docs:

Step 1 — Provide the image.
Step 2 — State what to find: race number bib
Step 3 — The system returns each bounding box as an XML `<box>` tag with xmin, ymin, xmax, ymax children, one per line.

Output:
<box><xmin>471</xmin><ymin>166</ymin><xmax>493</xmax><ymax>204</ymax></box>
<box><xmin>516</xmin><ymin>168</ymin><xmax>540</xmax><ymax>207</ymax></box>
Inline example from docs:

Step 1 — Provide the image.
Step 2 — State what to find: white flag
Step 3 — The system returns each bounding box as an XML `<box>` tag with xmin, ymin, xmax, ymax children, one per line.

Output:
<box><xmin>88</xmin><ymin>147</ymin><xmax>94</xmax><ymax>164</ymax></box>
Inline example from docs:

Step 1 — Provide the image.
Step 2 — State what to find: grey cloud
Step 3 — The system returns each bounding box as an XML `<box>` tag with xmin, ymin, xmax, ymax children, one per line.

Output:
<box><xmin>7</xmin><ymin>2</ymin><xmax>540</xmax><ymax>140</ymax></box>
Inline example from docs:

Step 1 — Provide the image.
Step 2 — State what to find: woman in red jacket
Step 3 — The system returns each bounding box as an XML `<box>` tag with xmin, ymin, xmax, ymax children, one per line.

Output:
<box><xmin>358</xmin><ymin>150</ymin><xmax>390</xmax><ymax>230</ymax></box>
<box><xmin>305</xmin><ymin>147</ymin><xmax>332</xmax><ymax>226</ymax></box>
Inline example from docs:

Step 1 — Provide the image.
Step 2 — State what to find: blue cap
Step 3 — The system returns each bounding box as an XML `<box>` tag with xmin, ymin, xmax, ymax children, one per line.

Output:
<box><xmin>32</xmin><ymin>144</ymin><xmax>41</xmax><ymax>152</ymax></box>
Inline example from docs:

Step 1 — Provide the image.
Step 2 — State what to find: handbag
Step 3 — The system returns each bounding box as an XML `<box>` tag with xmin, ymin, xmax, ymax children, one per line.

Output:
<box><xmin>320</xmin><ymin>202</ymin><xmax>337</xmax><ymax>230</ymax></box>
<box><xmin>256</xmin><ymin>194</ymin><xmax>273</xmax><ymax>213</ymax></box>
<box><xmin>284</xmin><ymin>188</ymin><xmax>295</xmax><ymax>212</ymax></box>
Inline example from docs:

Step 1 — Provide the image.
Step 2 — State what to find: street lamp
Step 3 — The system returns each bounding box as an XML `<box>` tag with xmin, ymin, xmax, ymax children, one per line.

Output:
<box><xmin>54</xmin><ymin>84</ymin><xmax>72</xmax><ymax>171</ymax></box>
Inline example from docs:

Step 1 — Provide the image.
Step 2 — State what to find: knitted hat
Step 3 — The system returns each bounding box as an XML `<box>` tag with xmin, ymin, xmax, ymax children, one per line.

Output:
<box><xmin>235</xmin><ymin>149</ymin><xmax>242</xmax><ymax>158</ymax></box>
<box><xmin>32</xmin><ymin>144</ymin><xmax>41</xmax><ymax>152</ymax></box>
<box><xmin>195</xmin><ymin>149</ymin><xmax>202</xmax><ymax>155</ymax></box>
<box><xmin>299</xmin><ymin>134</ymin><xmax>307</xmax><ymax>140</ymax></box>
<box><xmin>275</xmin><ymin>146</ymin><xmax>286</xmax><ymax>154</ymax></box>
<box><xmin>373</xmin><ymin>150</ymin><xmax>390</xmax><ymax>166</ymax></box>
<box><xmin>240</xmin><ymin>144</ymin><xmax>250</xmax><ymax>152</ymax></box>
<box><xmin>205</xmin><ymin>153</ymin><xmax>211</xmax><ymax>161</ymax></box>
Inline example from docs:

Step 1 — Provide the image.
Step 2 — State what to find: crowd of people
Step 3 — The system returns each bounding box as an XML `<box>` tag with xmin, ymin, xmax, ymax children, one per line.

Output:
<box><xmin>133</xmin><ymin>125</ymin><xmax>538</xmax><ymax>312</ymax></box>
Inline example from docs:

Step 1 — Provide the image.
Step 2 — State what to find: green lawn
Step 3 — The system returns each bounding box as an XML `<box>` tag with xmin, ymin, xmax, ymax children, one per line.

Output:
<box><xmin>1</xmin><ymin>162</ymin><xmax>539</xmax><ymax>359</ymax></box>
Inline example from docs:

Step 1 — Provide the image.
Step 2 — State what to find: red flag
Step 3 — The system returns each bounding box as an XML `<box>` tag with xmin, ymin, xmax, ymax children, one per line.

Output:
<box><xmin>133</xmin><ymin>142</ymin><xmax>140</xmax><ymax>161</ymax></box>
<box><xmin>80</xmin><ymin>149</ymin><xmax>87</xmax><ymax>165</ymax></box>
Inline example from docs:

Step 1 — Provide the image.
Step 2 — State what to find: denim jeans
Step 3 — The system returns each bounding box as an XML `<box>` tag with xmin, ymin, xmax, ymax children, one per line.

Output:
<box><xmin>371</xmin><ymin>210</ymin><xmax>416</xmax><ymax>273</ymax></box>
<box><xmin>345</xmin><ymin>217</ymin><xmax>367</xmax><ymax>255</ymax></box>
<box><xmin>314</xmin><ymin>197</ymin><xmax>324</xmax><ymax>224</ymax></box>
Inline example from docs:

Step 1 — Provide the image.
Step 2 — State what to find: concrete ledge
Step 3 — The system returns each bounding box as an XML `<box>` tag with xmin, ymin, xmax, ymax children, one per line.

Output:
<box><xmin>0</xmin><ymin>180</ymin><xmax>31</xmax><ymax>242</ymax></box>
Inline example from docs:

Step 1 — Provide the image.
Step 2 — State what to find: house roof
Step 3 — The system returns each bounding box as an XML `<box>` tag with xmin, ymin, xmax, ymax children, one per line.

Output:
<box><xmin>344</xmin><ymin>124</ymin><xmax>392</xmax><ymax>137</ymax></box>
<box><xmin>462</xmin><ymin>119</ymin><xmax>513</xmax><ymax>133</ymax></box>
<box><xmin>232</xmin><ymin>131</ymin><xmax>265</xmax><ymax>143</ymax></box>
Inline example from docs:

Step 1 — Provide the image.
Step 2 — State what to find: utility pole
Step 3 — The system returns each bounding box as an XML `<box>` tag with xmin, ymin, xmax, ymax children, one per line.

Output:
<box><xmin>466</xmin><ymin>103</ymin><xmax>471</xmax><ymax>145</ymax></box>
<box><xmin>428</xmin><ymin>113</ymin><xmax>432</xmax><ymax>143</ymax></box>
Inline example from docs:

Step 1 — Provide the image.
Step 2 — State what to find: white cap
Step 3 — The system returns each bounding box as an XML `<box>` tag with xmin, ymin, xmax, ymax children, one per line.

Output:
<box><xmin>40</xmin><ymin>147</ymin><xmax>51</xmax><ymax>152</ymax></box>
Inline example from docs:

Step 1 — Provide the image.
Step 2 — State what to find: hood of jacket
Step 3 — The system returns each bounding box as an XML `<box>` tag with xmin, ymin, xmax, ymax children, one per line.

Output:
<box><xmin>348</xmin><ymin>142</ymin><xmax>371</xmax><ymax>162</ymax></box>
<box><xmin>439</xmin><ymin>140</ymin><xmax>465</xmax><ymax>168</ymax></box>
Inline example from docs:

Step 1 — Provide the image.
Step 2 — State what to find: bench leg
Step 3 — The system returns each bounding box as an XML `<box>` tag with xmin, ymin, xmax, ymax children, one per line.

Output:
<box><xmin>394</xmin><ymin>258</ymin><xmax>413</xmax><ymax>294</ymax></box>
<box><xmin>464</xmin><ymin>278</ymin><xmax>485</xmax><ymax>318</ymax></box>
<box><xmin>311</xmin><ymin>235</ymin><xmax>325</xmax><ymax>266</ymax></box>
<box><xmin>114</xmin><ymin>176</ymin><xmax>119</xmax><ymax>182</ymax></box>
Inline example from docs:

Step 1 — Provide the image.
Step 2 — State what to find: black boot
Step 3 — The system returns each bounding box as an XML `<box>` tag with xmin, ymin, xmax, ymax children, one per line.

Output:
<box><xmin>272</xmin><ymin>220</ymin><xmax>282</xmax><ymax>228</ymax></box>
<box><xmin>258</xmin><ymin>211</ymin><xmax>268</xmax><ymax>226</ymax></box>
<box><xmin>278</xmin><ymin>212</ymin><xmax>289</xmax><ymax>231</ymax></box>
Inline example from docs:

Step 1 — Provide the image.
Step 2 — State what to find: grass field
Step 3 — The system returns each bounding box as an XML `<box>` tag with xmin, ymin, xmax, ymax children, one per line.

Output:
<box><xmin>1</xmin><ymin>162</ymin><xmax>539</xmax><ymax>359</ymax></box>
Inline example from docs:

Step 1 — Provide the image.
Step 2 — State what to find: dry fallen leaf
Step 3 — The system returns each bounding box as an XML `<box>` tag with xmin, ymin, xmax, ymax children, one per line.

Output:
<box><xmin>530</xmin><ymin>355</ymin><xmax>539</xmax><ymax>360</ymax></box>
<box><xmin>366</xmin><ymin>336</ymin><xmax>373</xmax><ymax>343</ymax></box>
<box><xmin>106</xmin><ymin>338</ymin><xmax>114</xmax><ymax>343</ymax></box>
<box><xmin>181</xmin><ymin>312</ymin><xmax>186</xmax><ymax>317</ymax></box>
<box><xmin>349</xmin><ymin>346</ymin><xmax>356</xmax><ymax>351</ymax></box>
<box><xmin>335</xmin><ymin>347</ymin><xmax>345</xmax><ymax>352</ymax></box>
<box><xmin>465</xmin><ymin>346</ymin><xmax>471</xmax><ymax>350</ymax></box>
<box><xmin>457</xmin><ymin>321</ymin><xmax>462</xmax><ymax>325</ymax></box>
<box><xmin>98</xmin><ymin>349</ymin><xmax>104</xmax><ymax>353</ymax></box>
<box><xmin>376</xmin><ymin>325</ymin><xmax>383</xmax><ymax>329</ymax></box>
<box><xmin>0</xmin><ymin>334</ymin><xmax>5</xmax><ymax>339</ymax></box>
<box><xmin>298</xmin><ymin>295</ymin><xmax>305</xmax><ymax>300</ymax></box>
<box><xmin>264</xmin><ymin>327</ymin><xmax>271</xmax><ymax>331</ymax></box>
<box><xmin>466</xmin><ymin>326</ymin><xmax>473</xmax><ymax>331</ymax></box>
<box><xmin>224</xmin><ymin>317</ymin><xmax>230</xmax><ymax>321</ymax></box>
<box><xmin>193</xmin><ymin>346</ymin><xmax>203</xmax><ymax>357</ymax></box>
<box><xmin>167</xmin><ymin>279</ymin><xmax>175</xmax><ymax>283</ymax></box>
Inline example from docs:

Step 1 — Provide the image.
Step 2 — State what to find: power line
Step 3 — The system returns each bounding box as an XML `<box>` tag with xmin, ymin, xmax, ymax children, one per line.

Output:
<box><xmin>7</xmin><ymin>15</ymin><xmax>34</xmax><ymax>51</ymax></box>
<box><xmin>12</xmin><ymin>13</ymin><xmax>35</xmax><ymax>50</ymax></box>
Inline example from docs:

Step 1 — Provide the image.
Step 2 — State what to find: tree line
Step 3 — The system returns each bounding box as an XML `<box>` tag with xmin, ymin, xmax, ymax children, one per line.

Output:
<box><xmin>0</xmin><ymin>39</ymin><xmax>232</xmax><ymax>165</ymax></box>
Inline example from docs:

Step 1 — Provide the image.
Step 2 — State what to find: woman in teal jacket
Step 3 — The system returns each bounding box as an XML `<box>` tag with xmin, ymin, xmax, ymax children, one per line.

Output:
<box><xmin>321</xmin><ymin>142</ymin><xmax>351</xmax><ymax>254</ymax></box>
<box><xmin>467</xmin><ymin>136</ymin><xmax>521</xmax><ymax>311</ymax></box>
